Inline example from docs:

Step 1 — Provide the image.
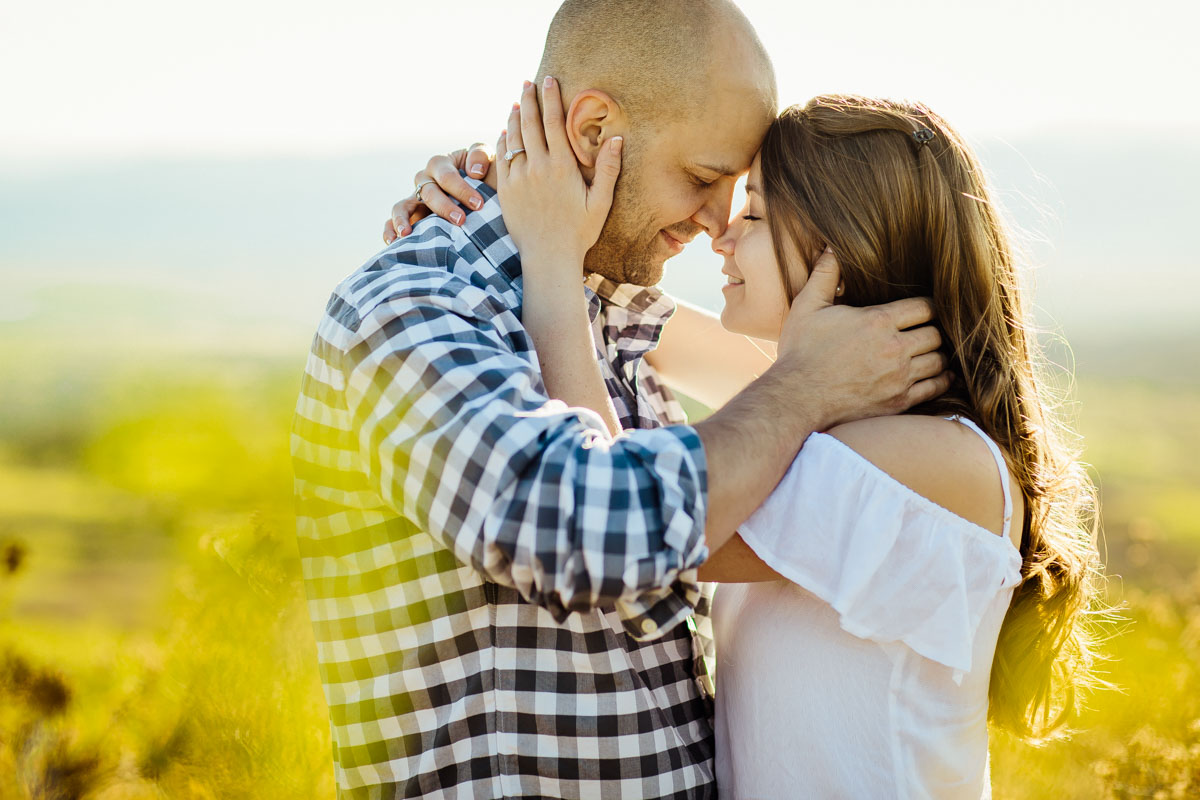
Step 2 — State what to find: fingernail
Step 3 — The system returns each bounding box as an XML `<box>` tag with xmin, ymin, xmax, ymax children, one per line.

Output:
<box><xmin>469</xmin><ymin>196</ymin><xmax>482</xmax><ymax>210</ymax></box>
<box><xmin>451</xmin><ymin>210</ymin><xmax>465</xmax><ymax>225</ymax></box>
<box><xmin>470</xmin><ymin>163</ymin><xmax>485</xmax><ymax>176</ymax></box>
<box><xmin>512</xmin><ymin>102</ymin><xmax>520</xmax><ymax>111</ymax></box>
<box><xmin>523</xmin><ymin>80</ymin><xmax>532</xmax><ymax>90</ymax></box>
<box><xmin>611</xmin><ymin>136</ymin><xmax>623</xmax><ymax>152</ymax></box>
<box><xmin>385</xmin><ymin>234</ymin><xmax>394</xmax><ymax>244</ymax></box>
<box><xmin>544</xmin><ymin>75</ymin><xmax>554</xmax><ymax>89</ymax></box>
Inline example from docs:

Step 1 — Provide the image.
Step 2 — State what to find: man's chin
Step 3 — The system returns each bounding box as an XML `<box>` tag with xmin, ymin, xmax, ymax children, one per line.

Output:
<box><xmin>584</xmin><ymin>254</ymin><xmax>667</xmax><ymax>288</ymax></box>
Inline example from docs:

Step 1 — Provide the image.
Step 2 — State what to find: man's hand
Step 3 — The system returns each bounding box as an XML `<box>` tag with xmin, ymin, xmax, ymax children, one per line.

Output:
<box><xmin>776</xmin><ymin>247</ymin><xmax>949</xmax><ymax>429</ymax></box>
<box><xmin>694</xmin><ymin>247</ymin><xmax>949</xmax><ymax>551</ymax></box>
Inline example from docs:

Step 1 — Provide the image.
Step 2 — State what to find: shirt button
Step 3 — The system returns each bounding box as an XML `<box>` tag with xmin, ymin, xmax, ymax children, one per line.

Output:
<box><xmin>641</xmin><ymin>619</ymin><xmax>658</xmax><ymax>635</ymax></box>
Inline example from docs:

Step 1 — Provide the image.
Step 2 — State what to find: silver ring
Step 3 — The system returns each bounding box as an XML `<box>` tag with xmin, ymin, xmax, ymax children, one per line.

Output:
<box><xmin>504</xmin><ymin>148</ymin><xmax>526</xmax><ymax>162</ymax></box>
<box><xmin>414</xmin><ymin>180</ymin><xmax>435</xmax><ymax>202</ymax></box>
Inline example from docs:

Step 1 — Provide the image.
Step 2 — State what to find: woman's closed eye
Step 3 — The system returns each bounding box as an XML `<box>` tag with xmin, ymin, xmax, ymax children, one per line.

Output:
<box><xmin>742</xmin><ymin>214</ymin><xmax>760</xmax><ymax>221</ymax></box>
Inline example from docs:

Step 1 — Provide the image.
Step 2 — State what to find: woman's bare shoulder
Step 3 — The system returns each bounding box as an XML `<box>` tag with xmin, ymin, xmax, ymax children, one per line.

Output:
<box><xmin>824</xmin><ymin>415</ymin><xmax>1017</xmax><ymax>539</ymax></box>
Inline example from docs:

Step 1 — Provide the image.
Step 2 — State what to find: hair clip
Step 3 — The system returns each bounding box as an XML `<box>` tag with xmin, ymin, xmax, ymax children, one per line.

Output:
<box><xmin>913</xmin><ymin>128</ymin><xmax>936</xmax><ymax>145</ymax></box>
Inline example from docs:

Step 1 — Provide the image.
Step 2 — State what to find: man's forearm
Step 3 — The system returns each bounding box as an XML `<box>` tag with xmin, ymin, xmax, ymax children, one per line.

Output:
<box><xmin>693</xmin><ymin>354</ymin><xmax>827</xmax><ymax>552</ymax></box>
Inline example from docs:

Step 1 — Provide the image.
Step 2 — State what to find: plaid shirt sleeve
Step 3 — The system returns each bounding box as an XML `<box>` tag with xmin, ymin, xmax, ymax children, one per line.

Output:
<box><xmin>342</xmin><ymin>267</ymin><xmax>710</xmax><ymax>635</ymax></box>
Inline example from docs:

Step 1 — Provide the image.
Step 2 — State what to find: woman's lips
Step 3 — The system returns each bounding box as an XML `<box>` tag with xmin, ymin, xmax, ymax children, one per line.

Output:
<box><xmin>721</xmin><ymin>274</ymin><xmax>745</xmax><ymax>293</ymax></box>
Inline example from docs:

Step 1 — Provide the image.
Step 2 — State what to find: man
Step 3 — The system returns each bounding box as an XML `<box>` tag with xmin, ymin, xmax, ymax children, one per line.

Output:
<box><xmin>293</xmin><ymin>1</ymin><xmax>947</xmax><ymax>797</ymax></box>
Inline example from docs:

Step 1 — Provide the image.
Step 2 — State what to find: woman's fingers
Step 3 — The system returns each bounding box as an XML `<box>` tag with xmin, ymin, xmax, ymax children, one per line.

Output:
<box><xmin>384</xmin><ymin>200</ymin><xmax>429</xmax><ymax>243</ymax></box>
<box><xmin>389</xmin><ymin>197</ymin><xmax>413</xmax><ymax>239</ymax></box>
<box><xmin>588</xmin><ymin>136</ymin><xmax>622</xmax><ymax>214</ymax></box>
<box><xmin>518</xmin><ymin>80</ymin><xmax>547</xmax><ymax>159</ymax></box>
<box><xmin>384</xmin><ymin>141</ymin><xmax>500</xmax><ymax>243</ymax></box>
<box><xmin>505</xmin><ymin>103</ymin><xmax>524</xmax><ymax>165</ymax></box>
<box><xmin>464</xmin><ymin>142</ymin><xmax>492</xmax><ymax>179</ymax></box>
<box><xmin>496</xmin><ymin>130</ymin><xmax>510</xmax><ymax>184</ymax></box>
<box><xmin>428</xmin><ymin>155</ymin><xmax>484</xmax><ymax>212</ymax></box>
<box><xmin>447</xmin><ymin>148</ymin><xmax>469</xmax><ymax>171</ymax></box>
<box><xmin>541</xmin><ymin>76</ymin><xmax>571</xmax><ymax>159</ymax></box>
<box><xmin>387</xmin><ymin>196</ymin><xmax>426</xmax><ymax>242</ymax></box>
<box><xmin>412</xmin><ymin>180</ymin><xmax>465</xmax><ymax>226</ymax></box>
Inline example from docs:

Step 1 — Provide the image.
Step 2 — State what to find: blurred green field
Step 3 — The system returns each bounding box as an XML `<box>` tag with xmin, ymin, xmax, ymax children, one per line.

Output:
<box><xmin>2</xmin><ymin>341</ymin><xmax>1198</xmax><ymax>799</ymax></box>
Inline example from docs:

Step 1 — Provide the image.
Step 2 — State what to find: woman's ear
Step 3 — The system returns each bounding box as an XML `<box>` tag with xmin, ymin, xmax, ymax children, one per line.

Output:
<box><xmin>565</xmin><ymin>90</ymin><xmax>627</xmax><ymax>174</ymax></box>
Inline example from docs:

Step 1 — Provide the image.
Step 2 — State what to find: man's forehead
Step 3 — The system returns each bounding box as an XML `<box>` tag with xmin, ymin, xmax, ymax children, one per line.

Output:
<box><xmin>677</xmin><ymin>125</ymin><xmax>761</xmax><ymax>176</ymax></box>
<box><xmin>674</xmin><ymin>95</ymin><xmax>772</xmax><ymax>174</ymax></box>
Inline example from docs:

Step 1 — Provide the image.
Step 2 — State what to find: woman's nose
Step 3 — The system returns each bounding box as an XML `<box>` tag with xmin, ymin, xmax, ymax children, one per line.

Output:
<box><xmin>711</xmin><ymin>219</ymin><xmax>739</xmax><ymax>256</ymax></box>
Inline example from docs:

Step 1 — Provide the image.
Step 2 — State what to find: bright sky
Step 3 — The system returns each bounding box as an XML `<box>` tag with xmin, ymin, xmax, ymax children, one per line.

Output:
<box><xmin>2</xmin><ymin>0</ymin><xmax>1195</xmax><ymax>165</ymax></box>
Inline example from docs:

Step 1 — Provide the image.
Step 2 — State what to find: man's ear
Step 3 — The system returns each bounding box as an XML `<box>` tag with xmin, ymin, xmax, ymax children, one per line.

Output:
<box><xmin>565</xmin><ymin>90</ymin><xmax>627</xmax><ymax>177</ymax></box>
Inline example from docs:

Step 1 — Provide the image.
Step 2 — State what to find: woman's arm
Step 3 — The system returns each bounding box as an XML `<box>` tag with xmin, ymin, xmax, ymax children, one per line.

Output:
<box><xmin>386</xmin><ymin>155</ymin><xmax>776</xmax><ymax>411</ymax></box>
<box><xmin>380</xmin><ymin>150</ymin><xmax>862</xmax><ymax>430</ymax></box>
<box><xmin>521</xmin><ymin>264</ymin><xmax>622</xmax><ymax>437</ymax></box>
<box><xmin>648</xmin><ymin>300</ymin><xmax>777</xmax><ymax>410</ymax></box>
<box><xmin>498</xmin><ymin>80</ymin><xmax>624</xmax><ymax>437</ymax></box>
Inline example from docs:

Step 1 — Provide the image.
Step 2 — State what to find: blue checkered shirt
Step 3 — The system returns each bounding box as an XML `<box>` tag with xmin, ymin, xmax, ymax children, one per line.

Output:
<box><xmin>292</xmin><ymin>179</ymin><xmax>717</xmax><ymax>798</ymax></box>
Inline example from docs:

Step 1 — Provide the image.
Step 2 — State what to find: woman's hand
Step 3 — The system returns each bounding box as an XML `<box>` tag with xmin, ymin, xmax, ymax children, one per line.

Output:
<box><xmin>496</xmin><ymin>77</ymin><xmax>622</xmax><ymax>268</ymax></box>
<box><xmin>498</xmin><ymin>77</ymin><xmax>624</xmax><ymax>438</ymax></box>
<box><xmin>383</xmin><ymin>144</ymin><xmax>492</xmax><ymax>244</ymax></box>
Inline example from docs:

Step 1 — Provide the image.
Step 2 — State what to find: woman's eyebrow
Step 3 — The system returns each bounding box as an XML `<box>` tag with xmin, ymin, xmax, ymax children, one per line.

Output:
<box><xmin>745</xmin><ymin>183</ymin><xmax>761</xmax><ymax>195</ymax></box>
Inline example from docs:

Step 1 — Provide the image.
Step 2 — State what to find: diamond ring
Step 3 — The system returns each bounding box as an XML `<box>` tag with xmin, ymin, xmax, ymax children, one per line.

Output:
<box><xmin>414</xmin><ymin>180</ymin><xmax>436</xmax><ymax>202</ymax></box>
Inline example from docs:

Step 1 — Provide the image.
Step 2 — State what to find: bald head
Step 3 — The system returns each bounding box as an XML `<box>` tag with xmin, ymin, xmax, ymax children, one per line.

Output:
<box><xmin>526</xmin><ymin>0</ymin><xmax>777</xmax><ymax>287</ymax></box>
<box><xmin>537</xmin><ymin>0</ymin><xmax>775</xmax><ymax>129</ymax></box>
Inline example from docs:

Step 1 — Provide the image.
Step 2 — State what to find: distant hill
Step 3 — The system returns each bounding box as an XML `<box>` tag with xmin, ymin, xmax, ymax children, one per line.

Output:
<box><xmin>1</xmin><ymin>131</ymin><xmax>1197</xmax><ymax>371</ymax></box>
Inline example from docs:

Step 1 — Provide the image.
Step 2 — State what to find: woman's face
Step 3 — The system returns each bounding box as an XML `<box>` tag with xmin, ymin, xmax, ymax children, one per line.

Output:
<box><xmin>712</xmin><ymin>153</ymin><xmax>809</xmax><ymax>341</ymax></box>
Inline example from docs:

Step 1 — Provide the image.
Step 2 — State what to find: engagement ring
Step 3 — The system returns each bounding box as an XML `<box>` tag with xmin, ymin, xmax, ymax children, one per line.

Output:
<box><xmin>414</xmin><ymin>180</ymin><xmax>436</xmax><ymax>202</ymax></box>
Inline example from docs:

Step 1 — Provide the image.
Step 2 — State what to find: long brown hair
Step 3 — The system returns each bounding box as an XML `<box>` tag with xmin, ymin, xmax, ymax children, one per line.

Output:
<box><xmin>759</xmin><ymin>94</ymin><xmax>1105</xmax><ymax>741</ymax></box>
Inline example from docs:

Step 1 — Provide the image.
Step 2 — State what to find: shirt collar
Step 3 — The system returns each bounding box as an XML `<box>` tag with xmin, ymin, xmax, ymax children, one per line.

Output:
<box><xmin>460</xmin><ymin>180</ymin><xmax>524</xmax><ymax>286</ymax></box>
<box><xmin>584</xmin><ymin>274</ymin><xmax>677</xmax><ymax>322</ymax></box>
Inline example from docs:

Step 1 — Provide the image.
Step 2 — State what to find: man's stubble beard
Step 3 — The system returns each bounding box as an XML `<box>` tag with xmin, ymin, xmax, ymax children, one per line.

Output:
<box><xmin>582</xmin><ymin>157</ymin><xmax>667</xmax><ymax>288</ymax></box>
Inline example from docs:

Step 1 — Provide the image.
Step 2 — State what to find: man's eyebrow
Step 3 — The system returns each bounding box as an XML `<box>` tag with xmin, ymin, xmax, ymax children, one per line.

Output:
<box><xmin>692</xmin><ymin>161</ymin><xmax>741</xmax><ymax>177</ymax></box>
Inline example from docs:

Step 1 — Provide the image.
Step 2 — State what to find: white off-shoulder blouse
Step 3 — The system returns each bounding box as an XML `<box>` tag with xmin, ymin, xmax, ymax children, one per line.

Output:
<box><xmin>712</xmin><ymin>417</ymin><xmax>1023</xmax><ymax>800</ymax></box>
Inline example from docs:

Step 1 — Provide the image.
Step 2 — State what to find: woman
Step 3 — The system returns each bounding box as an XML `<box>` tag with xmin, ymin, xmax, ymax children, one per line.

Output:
<box><xmin>392</xmin><ymin>85</ymin><xmax>1103</xmax><ymax>798</ymax></box>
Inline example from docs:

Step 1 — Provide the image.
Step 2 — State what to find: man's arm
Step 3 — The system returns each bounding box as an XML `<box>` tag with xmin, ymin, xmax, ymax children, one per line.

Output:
<box><xmin>343</xmin><ymin>284</ymin><xmax>709</xmax><ymax>637</ymax></box>
<box><xmin>694</xmin><ymin>250</ymin><xmax>950</xmax><ymax>550</ymax></box>
<box><xmin>697</xmin><ymin>533</ymin><xmax>784</xmax><ymax>582</ymax></box>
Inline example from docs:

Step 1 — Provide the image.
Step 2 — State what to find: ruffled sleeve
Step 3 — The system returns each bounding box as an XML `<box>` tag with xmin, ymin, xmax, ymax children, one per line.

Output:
<box><xmin>737</xmin><ymin>432</ymin><xmax>1023</xmax><ymax>674</ymax></box>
